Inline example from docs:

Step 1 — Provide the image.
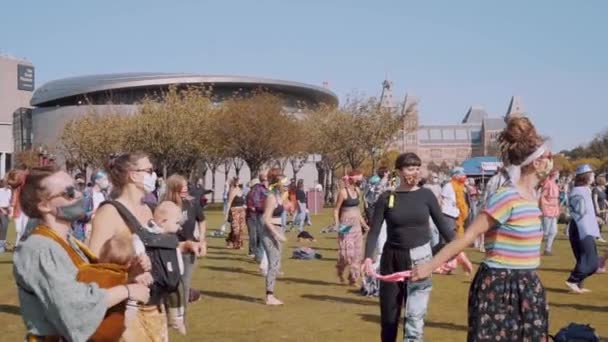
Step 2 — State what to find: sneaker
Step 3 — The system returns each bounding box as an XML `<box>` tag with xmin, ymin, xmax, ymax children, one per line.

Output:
<box><xmin>479</xmin><ymin>246</ymin><xmax>486</xmax><ymax>253</ymax></box>
<box><xmin>597</xmin><ymin>256</ymin><xmax>606</xmax><ymax>273</ymax></box>
<box><xmin>543</xmin><ymin>251</ymin><xmax>553</xmax><ymax>256</ymax></box>
<box><xmin>565</xmin><ymin>281</ymin><xmax>583</xmax><ymax>294</ymax></box>
<box><xmin>265</xmin><ymin>295</ymin><xmax>283</xmax><ymax>306</ymax></box>
<box><xmin>188</xmin><ymin>289</ymin><xmax>202</xmax><ymax>303</ymax></box>
<box><xmin>598</xmin><ymin>237</ymin><xmax>607</xmax><ymax>243</ymax></box>
<box><xmin>580</xmin><ymin>288</ymin><xmax>592</xmax><ymax>293</ymax></box>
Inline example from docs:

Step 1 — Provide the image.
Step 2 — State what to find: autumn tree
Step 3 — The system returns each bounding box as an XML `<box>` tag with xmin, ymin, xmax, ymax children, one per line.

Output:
<box><xmin>211</xmin><ymin>91</ymin><xmax>300</xmax><ymax>179</ymax></box>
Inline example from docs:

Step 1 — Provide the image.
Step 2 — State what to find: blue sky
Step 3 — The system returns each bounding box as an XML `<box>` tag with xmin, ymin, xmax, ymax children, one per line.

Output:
<box><xmin>1</xmin><ymin>0</ymin><xmax>606</xmax><ymax>151</ymax></box>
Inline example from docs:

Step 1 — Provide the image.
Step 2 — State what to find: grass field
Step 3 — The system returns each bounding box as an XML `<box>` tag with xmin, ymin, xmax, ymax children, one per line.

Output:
<box><xmin>1</xmin><ymin>209</ymin><xmax>608</xmax><ymax>341</ymax></box>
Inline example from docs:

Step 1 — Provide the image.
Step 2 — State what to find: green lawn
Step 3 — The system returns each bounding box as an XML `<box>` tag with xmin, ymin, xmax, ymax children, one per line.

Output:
<box><xmin>1</xmin><ymin>210</ymin><xmax>608</xmax><ymax>341</ymax></box>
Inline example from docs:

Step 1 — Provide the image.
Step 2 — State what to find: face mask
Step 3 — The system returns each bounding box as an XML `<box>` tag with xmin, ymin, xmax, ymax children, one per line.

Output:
<box><xmin>536</xmin><ymin>159</ymin><xmax>554</xmax><ymax>180</ymax></box>
<box><xmin>404</xmin><ymin>175</ymin><xmax>417</xmax><ymax>185</ymax></box>
<box><xmin>56</xmin><ymin>198</ymin><xmax>86</xmax><ymax>223</ymax></box>
<box><xmin>143</xmin><ymin>172</ymin><xmax>157</xmax><ymax>194</ymax></box>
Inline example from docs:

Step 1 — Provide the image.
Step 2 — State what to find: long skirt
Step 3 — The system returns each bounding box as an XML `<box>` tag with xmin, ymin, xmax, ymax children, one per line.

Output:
<box><xmin>336</xmin><ymin>208</ymin><xmax>363</xmax><ymax>284</ymax></box>
<box><xmin>226</xmin><ymin>207</ymin><xmax>246</xmax><ymax>249</ymax></box>
<box><xmin>468</xmin><ymin>263</ymin><xmax>548</xmax><ymax>342</ymax></box>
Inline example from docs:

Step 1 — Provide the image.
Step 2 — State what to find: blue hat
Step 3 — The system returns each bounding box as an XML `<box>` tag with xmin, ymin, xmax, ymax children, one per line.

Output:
<box><xmin>450</xmin><ymin>167</ymin><xmax>466</xmax><ymax>177</ymax></box>
<box><xmin>368</xmin><ymin>175</ymin><xmax>381</xmax><ymax>185</ymax></box>
<box><xmin>575</xmin><ymin>164</ymin><xmax>593</xmax><ymax>176</ymax></box>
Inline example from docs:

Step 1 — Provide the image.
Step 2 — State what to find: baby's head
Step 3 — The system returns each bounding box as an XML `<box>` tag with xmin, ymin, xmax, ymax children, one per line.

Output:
<box><xmin>98</xmin><ymin>233</ymin><xmax>136</xmax><ymax>266</ymax></box>
<box><xmin>154</xmin><ymin>201</ymin><xmax>183</xmax><ymax>234</ymax></box>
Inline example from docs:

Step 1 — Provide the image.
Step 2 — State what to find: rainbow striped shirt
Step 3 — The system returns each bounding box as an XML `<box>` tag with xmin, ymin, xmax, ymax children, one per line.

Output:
<box><xmin>483</xmin><ymin>186</ymin><xmax>543</xmax><ymax>269</ymax></box>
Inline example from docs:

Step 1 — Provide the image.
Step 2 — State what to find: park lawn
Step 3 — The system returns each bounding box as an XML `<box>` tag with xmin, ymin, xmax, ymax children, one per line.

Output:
<box><xmin>1</xmin><ymin>209</ymin><xmax>608</xmax><ymax>341</ymax></box>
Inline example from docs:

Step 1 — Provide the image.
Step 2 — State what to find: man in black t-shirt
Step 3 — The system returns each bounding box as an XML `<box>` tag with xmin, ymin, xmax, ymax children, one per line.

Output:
<box><xmin>178</xmin><ymin>196</ymin><xmax>207</xmax><ymax>303</ymax></box>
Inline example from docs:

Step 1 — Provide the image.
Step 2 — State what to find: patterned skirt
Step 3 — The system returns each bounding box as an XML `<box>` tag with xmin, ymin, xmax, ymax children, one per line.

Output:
<box><xmin>468</xmin><ymin>263</ymin><xmax>548</xmax><ymax>342</ymax></box>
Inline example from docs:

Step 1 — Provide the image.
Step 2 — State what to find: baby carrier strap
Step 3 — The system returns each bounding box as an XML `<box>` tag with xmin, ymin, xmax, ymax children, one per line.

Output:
<box><xmin>100</xmin><ymin>200</ymin><xmax>178</xmax><ymax>249</ymax></box>
<box><xmin>31</xmin><ymin>225</ymin><xmax>96</xmax><ymax>266</ymax></box>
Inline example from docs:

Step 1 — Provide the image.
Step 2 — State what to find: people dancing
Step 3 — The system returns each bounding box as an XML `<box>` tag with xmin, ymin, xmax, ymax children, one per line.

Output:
<box><xmin>261</xmin><ymin>168</ymin><xmax>288</xmax><ymax>305</ymax></box>
<box><xmin>334</xmin><ymin>170</ymin><xmax>370</xmax><ymax>286</ymax></box>
<box><xmin>412</xmin><ymin>117</ymin><xmax>551</xmax><ymax>341</ymax></box>
<box><xmin>225</xmin><ymin>177</ymin><xmax>247</xmax><ymax>249</ymax></box>
<box><xmin>362</xmin><ymin>153</ymin><xmax>455</xmax><ymax>342</ymax></box>
<box><xmin>565</xmin><ymin>164</ymin><xmax>601</xmax><ymax>293</ymax></box>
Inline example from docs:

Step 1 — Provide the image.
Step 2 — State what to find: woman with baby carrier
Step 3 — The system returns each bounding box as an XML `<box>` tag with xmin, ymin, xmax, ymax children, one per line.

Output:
<box><xmin>13</xmin><ymin>166</ymin><xmax>150</xmax><ymax>341</ymax></box>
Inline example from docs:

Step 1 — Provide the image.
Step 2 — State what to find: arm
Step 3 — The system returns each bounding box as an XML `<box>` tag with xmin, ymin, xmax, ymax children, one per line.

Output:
<box><xmin>412</xmin><ymin>213</ymin><xmax>494</xmax><ymax>280</ymax></box>
<box><xmin>364</xmin><ymin>193</ymin><xmax>388</xmax><ymax>259</ymax></box>
<box><xmin>428</xmin><ymin>190</ymin><xmax>455</xmax><ymax>243</ymax></box>
<box><xmin>225</xmin><ymin>190</ymin><xmax>236</xmax><ymax>221</ymax></box>
<box><xmin>88</xmin><ymin>205</ymin><xmax>120</xmax><ymax>255</ymax></box>
<box><xmin>333</xmin><ymin>189</ymin><xmax>345</xmax><ymax>226</ymax></box>
<box><xmin>592</xmin><ymin>191</ymin><xmax>600</xmax><ymax>214</ymax></box>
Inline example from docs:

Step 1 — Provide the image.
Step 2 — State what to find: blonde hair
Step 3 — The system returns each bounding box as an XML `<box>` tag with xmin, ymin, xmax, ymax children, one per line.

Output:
<box><xmin>163</xmin><ymin>174</ymin><xmax>187</xmax><ymax>207</ymax></box>
<box><xmin>98</xmin><ymin>233</ymin><xmax>136</xmax><ymax>266</ymax></box>
<box><xmin>154</xmin><ymin>201</ymin><xmax>182</xmax><ymax>228</ymax></box>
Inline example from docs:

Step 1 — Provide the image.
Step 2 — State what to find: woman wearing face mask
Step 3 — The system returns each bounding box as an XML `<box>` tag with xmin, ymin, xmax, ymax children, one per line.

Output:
<box><xmin>73</xmin><ymin>171</ymin><xmax>111</xmax><ymax>243</ymax></box>
<box><xmin>89</xmin><ymin>152</ymin><xmax>163</xmax><ymax>342</ymax></box>
<box><xmin>13</xmin><ymin>166</ymin><xmax>150</xmax><ymax>341</ymax></box>
<box><xmin>261</xmin><ymin>168</ymin><xmax>288</xmax><ymax>305</ymax></box>
<box><xmin>225</xmin><ymin>177</ymin><xmax>246</xmax><ymax>250</ymax></box>
<box><xmin>411</xmin><ymin>117</ymin><xmax>551</xmax><ymax>341</ymax></box>
<box><xmin>334</xmin><ymin>170</ymin><xmax>370</xmax><ymax>286</ymax></box>
<box><xmin>163</xmin><ymin>174</ymin><xmax>207</xmax><ymax>303</ymax></box>
<box><xmin>362</xmin><ymin>153</ymin><xmax>455</xmax><ymax>341</ymax></box>
<box><xmin>565</xmin><ymin>164</ymin><xmax>601</xmax><ymax>294</ymax></box>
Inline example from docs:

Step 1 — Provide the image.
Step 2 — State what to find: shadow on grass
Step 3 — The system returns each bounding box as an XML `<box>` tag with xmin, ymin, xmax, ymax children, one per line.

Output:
<box><xmin>0</xmin><ymin>260</ymin><xmax>13</xmax><ymax>265</ymax></box>
<box><xmin>358</xmin><ymin>314</ymin><xmax>467</xmax><ymax>331</ymax></box>
<box><xmin>205</xmin><ymin>255</ymin><xmax>254</xmax><ymax>263</ymax></box>
<box><xmin>302</xmin><ymin>294</ymin><xmax>376</xmax><ymax>306</ymax></box>
<box><xmin>537</xmin><ymin>267</ymin><xmax>570</xmax><ymax>273</ymax></box>
<box><xmin>0</xmin><ymin>304</ymin><xmax>20</xmax><ymax>316</ymax></box>
<box><xmin>551</xmin><ymin>302</ymin><xmax>608</xmax><ymax>312</ymax></box>
<box><xmin>544</xmin><ymin>286</ymin><xmax>571</xmax><ymax>294</ymax></box>
<box><xmin>203</xmin><ymin>265</ymin><xmax>260</xmax><ymax>277</ymax></box>
<box><xmin>282</xmin><ymin>277</ymin><xmax>339</xmax><ymax>286</ymax></box>
<box><xmin>199</xmin><ymin>290</ymin><xmax>260</xmax><ymax>304</ymax></box>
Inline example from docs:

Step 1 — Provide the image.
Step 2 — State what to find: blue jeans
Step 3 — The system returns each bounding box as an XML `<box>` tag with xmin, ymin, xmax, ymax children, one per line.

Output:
<box><xmin>249</xmin><ymin>214</ymin><xmax>264</xmax><ymax>261</ymax></box>
<box><xmin>542</xmin><ymin>216</ymin><xmax>558</xmax><ymax>252</ymax></box>
<box><xmin>567</xmin><ymin>221</ymin><xmax>598</xmax><ymax>285</ymax></box>
<box><xmin>380</xmin><ymin>243</ymin><xmax>433</xmax><ymax>342</ymax></box>
<box><xmin>294</xmin><ymin>201</ymin><xmax>309</xmax><ymax>232</ymax></box>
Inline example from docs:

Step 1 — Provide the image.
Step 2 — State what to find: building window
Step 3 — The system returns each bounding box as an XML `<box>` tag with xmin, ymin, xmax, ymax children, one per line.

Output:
<box><xmin>442</xmin><ymin>129</ymin><xmax>455</xmax><ymax>140</ymax></box>
<box><xmin>470</xmin><ymin>129</ymin><xmax>482</xmax><ymax>143</ymax></box>
<box><xmin>13</xmin><ymin>108</ymin><xmax>33</xmax><ymax>152</ymax></box>
<box><xmin>431</xmin><ymin>149</ymin><xmax>442</xmax><ymax>158</ymax></box>
<box><xmin>429</xmin><ymin>129</ymin><xmax>442</xmax><ymax>140</ymax></box>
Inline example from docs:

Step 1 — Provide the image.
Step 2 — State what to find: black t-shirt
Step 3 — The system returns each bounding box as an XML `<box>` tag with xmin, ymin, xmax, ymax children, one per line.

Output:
<box><xmin>296</xmin><ymin>189</ymin><xmax>307</xmax><ymax>203</ymax></box>
<box><xmin>365</xmin><ymin>188</ymin><xmax>455</xmax><ymax>258</ymax></box>
<box><xmin>178</xmin><ymin>198</ymin><xmax>205</xmax><ymax>242</ymax></box>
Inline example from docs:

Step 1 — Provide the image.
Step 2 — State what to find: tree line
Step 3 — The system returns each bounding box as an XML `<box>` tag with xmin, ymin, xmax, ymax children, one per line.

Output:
<box><xmin>50</xmin><ymin>86</ymin><xmax>413</xmax><ymax>202</ymax></box>
<box><xmin>555</xmin><ymin>129</ymin><xmax>608</xmax><ymax>175</ymax></box>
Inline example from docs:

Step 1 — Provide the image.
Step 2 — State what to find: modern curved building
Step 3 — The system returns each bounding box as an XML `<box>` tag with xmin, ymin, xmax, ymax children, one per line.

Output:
<box><xmin>17</xmin><ymin>72</ymin><xmax>338</xmax><ymax>153</ymax></box>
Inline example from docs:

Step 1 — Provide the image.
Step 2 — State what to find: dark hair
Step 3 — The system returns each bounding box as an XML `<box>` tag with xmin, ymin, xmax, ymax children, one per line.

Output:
<box><xmin>498</xmin><ymin>117</ymin><xmax>544</xmax><ymax>166</ymax></box>
<box><xmin>267</xmin><ymin>168</ymin><xmax>283</xmax><ymax>185</ymax></box>
<box><xmin>297</xmin><ymin>179</ymin><xmax>304</xmax><ymax>189</ymax></box>
<box><xmin>0</xmin><ymin>179</ymin><xmax>4</xmax><ymax>188</ymax></box>
<box><xmin>395</xmin><ymin>153</ymin><xmax>422</xmax><ymax>169</ymax></box>
<box><xmin>376</xmin><ymin>166</ymin><xmax>389</xmax><ymax>177</ymax></box>
<box><xmin>20</xmin><ymin>166</ymin><xmax>60</xmax><ymax>219</ymax></box>
<box><xmin>418</xmin><ymin>178</ymin><xmax>427</xmax><ymax>187</ymax></box>
<box><xmin>105</xmin><ymin>152</ymin><xmax>149</xmax><ymax>191</ymax></box>
<box><xmin>575</xmin><ymin>172</ymin><xmax>593</xmax><ymax>187</ymax></box>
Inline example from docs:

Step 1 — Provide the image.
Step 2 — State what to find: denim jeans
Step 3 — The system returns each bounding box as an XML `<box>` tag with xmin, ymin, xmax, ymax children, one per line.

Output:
<box><xmin>248</xmin><ymin>214</ymin><xmax>264</xmax><ymax>262</ymax></box>
<box><xmin>380</xmin><ymin>243</ymin><xmax>433</xmax><ymax>342</ymax></box>
<box><xmin>181</xmin><ymin>252</ymin><xmax>198</xmax><ymax>306</ymax></box>
<box><xmin>542</xmin><ymin>216</ymin><xmax>558</xmax><ymax>252</ymax></box>
<box><xmin>0</xmin><ymin>213</ymin><xmax>8</xmax><ymax>253</ymax></box>
<box><xmin>294</xmin><ymin>201</ymin><xmax>309</xmax><ymax>232</ymax></box>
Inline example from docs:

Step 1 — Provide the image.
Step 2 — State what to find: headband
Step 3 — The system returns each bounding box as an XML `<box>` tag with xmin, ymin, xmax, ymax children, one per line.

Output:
<box><xmin>505</xmin><ymin>142</ymin><xmax>548</xmax><ymax>184</ymax></box>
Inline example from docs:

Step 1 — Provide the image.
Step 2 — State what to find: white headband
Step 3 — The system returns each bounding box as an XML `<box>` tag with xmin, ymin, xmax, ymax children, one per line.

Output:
<box><xmin>506</xmin><ymin>143</ymin><xmax>549</xmax><ymax>184</ymax></box>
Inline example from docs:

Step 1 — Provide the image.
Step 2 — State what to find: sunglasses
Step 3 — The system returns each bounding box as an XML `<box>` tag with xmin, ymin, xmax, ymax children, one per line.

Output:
<box><xmin>48</xmin><ymin>185</ymin><xmax>77</xmax><ymax>200</ymax></box>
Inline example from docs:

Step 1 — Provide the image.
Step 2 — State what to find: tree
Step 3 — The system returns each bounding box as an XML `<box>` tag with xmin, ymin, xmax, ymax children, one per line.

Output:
<box><xmin>212</xmin><ymin>91</ymin><xmax>300</xmax><ymax>179</ymax></box>
<box><xmin>222</xmin><ymin>158</ymin><xmax>232</xmax><ymax>183</ymax></box>
<box><xmin>233</xmin><ymin>158</ymin><xmax>245</xmax><ymax>177</ymax></box>
<box><xmin>288</xmin><ymin>155</ymin><xmax>308</xmax><ymax>181</ymax></box>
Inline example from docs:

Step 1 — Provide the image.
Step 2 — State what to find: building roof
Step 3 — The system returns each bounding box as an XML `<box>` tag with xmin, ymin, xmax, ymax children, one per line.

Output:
<box><xmin>505</xmin><ymin>95</ymin><xmax>525</xmax><ymax>118</ymax></box>
<box><xmin>482</xmin><ymin>117</ymin><xmax>506</xmax><ymax>131</ymax></box>
<box><xmin>31</xmin><ymin>72</ymin><xmax>339</xmax><ymax>107</ymax></box>
<box><xmin>461</xmin><ymin>105</ymin><xmax>488</xmax><ymax>124</ymax></box>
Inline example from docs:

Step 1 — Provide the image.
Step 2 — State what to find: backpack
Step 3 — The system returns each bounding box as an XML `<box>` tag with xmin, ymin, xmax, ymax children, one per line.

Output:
<box><xmin>551</xmin><ymin>323</ymin><xmax>599</xmax><ymax>342</ymax></box>
<box><xmin>247</xmin><ymin>184</ymin><xmax>267</xmax><ymax>214</ymax></box>
<box><xmin>100</xmin><ymin>200</ymin><xmax>181</xmax><ymax>305</ymax></box>
<box><xmin>292</xmin><ymin>247</ymin><xmax>321</xmax><ymax>260</ymax></box>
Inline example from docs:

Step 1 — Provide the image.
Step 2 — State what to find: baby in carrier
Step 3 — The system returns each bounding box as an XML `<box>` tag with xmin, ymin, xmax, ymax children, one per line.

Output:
<box><xmin>103</xmin><ymin>200</ymin><xmax>187</xmax><ymax>335</ymax></box>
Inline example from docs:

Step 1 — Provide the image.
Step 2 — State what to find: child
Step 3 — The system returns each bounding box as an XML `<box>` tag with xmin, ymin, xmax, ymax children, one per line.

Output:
<box><xmin>151</xmin><ymin>201</ymin><xmax>187</xmax><ymax>335</ymax></box>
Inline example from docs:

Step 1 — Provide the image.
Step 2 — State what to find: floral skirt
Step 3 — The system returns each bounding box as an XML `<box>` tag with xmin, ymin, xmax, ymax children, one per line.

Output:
<box><xmin>468</xmin><ymin>263</ymin><xmax>548</xmax><ymax>342</ymax></box>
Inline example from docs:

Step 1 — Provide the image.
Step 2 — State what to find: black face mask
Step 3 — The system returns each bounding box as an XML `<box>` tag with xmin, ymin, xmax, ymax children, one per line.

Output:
<box><xmin>56</xmin><ymin>198</ymin><xmax>86</xmax><ymax>223</ymax></box>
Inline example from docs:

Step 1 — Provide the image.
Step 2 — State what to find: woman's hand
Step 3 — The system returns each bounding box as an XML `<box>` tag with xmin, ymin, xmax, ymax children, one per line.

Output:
<box><xmin>135</xmin><ymin>254</ymin><xmax>151</xmax><ymax>272</ymax></box>
<box><xmin>198</xmin><ymin>240</ymin><xmax>207</xmax><ymax>257</ymax></box>
<box><xmin>361</xmin><ymin>258</ymin><xmax>374</xmax><ymax>276</ymax></box>
<box><xmin>127</xmin><ymin>284</ymin><xmax>150</xmax><ymax>303</ymax></box>
<box><xmin>411</xmin><ymin>262</ymin><xmax>434</xmax><ymax>282</ymax></box>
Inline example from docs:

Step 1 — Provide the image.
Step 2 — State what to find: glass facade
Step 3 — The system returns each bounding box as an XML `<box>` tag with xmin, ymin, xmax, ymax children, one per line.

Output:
<box><xmin>13</xmin><ymin>107</ymin><xmax>33</xmax><ymax>152</ymax></box>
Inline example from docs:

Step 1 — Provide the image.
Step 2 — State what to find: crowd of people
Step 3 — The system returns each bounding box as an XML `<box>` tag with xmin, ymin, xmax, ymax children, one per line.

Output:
<box><xmin>0</xmin><ymin>114</ymin><xmax>607</xmax><ymax>341</ymax></box>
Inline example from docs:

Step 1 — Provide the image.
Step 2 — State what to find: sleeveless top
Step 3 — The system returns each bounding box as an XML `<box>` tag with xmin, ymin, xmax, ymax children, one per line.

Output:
<box><xmin>232</xmin><ymin>195</ymin><xmax>245</xmax><ymax>207</ymax></box>
<box><xmin>342</xmin><ymin>188</ymin><xmax>360</xmax><ymax>208</ymax></box>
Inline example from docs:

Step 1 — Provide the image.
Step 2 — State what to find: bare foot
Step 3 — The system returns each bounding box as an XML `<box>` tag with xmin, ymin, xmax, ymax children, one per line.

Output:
<box><xmin>266</xmin><ymin>295</ymin><xmax>283</xmax><ymax>305</ymax></box>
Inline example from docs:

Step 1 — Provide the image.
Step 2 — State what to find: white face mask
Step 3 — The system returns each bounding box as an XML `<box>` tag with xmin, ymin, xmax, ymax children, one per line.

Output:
<box><xmin>97</xmin><ymin>178</ymin><xmax>110</xmax><ymax>190</ymax></box>
<box><xmin>143</xmin><ymin>172</ymin><xmax>158</xmax><ymax>194</ymax></box>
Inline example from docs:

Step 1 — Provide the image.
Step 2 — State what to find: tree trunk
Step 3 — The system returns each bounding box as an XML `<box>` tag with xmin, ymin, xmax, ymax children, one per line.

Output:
<box><xmin>246</xmin><ymin>160</ymin><xmax>261</xmax><ymax>182</ymax></box>
<box><xmin>211</xmin><ymin>166</ymin><xmax>217</xmax><ymax>204</ymax></box>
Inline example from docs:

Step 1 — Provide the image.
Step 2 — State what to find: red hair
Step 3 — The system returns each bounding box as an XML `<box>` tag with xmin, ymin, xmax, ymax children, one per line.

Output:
<box><xmin>342</xmin><ymin>170</ymin><xmax>363</xmax><ymax>185</ymax></box>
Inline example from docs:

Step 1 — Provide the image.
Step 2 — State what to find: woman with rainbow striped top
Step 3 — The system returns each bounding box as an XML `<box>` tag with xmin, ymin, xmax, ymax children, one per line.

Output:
<box><xmin>412</xmin><ymin>116</ymin><xmax>552</xmax><ymax>342</ymax></box>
